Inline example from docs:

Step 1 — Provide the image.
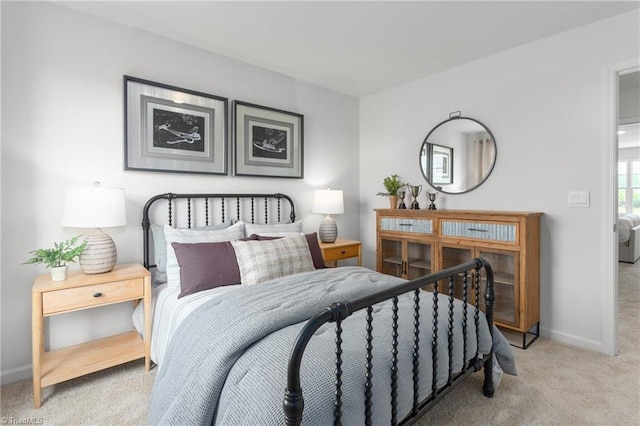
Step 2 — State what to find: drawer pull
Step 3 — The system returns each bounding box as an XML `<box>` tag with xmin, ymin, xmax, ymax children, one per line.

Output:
<box><xmin>93</xmin><ymin>292</ymin><xmax>103</xmax><ymax>298</ymax></box>
<box><xmin>399</xmin><ymin>223</ymin><xmax>413</xmax><ymax>227</ymax></box>
<box><xmin>341</xmin><ymin>250</ymin><xmax>346</xmax><ymax>254</ymax></box>
<box><xmin>467</xmin><ymin>228</ymin><xmax>488</xmax><ymax>233</ymax></box>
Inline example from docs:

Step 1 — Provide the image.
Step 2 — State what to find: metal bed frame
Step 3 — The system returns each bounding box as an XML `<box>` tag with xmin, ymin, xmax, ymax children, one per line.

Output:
<box><xmin>284</xmin><ymin>258</ymin><xmax>496</xmax><ymax>426</ymax></box>
<box><xmin>141</xmin><ymin>192</ymin><xmax>295</xmax><ymax>270</ymax></box>
<box><xmin>140</xmin><ymin>192</ymin><xmax>495</xmax><ymax>425</ymax></box>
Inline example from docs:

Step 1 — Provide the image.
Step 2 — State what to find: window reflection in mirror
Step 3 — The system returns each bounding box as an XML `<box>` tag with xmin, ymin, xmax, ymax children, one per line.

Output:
<box><xmin>420</xmin><ymin>117</ymin><xmax>496</xmax><ymax>194</ymax></box>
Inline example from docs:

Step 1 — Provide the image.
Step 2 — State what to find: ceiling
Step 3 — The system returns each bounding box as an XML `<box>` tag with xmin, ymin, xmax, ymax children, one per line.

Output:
<box><xmin>58</xmin><ymin>1</ymin><xmax>639</xmax><ymax>97</ymax></box>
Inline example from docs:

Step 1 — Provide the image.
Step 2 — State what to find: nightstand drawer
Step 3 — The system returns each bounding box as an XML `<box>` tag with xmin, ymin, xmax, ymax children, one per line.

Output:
<box><xmin>42</xmin><ymin>278</ymin><xmax>143</xmax><ymax>315</ymax></box>
<box><xmin>322</xmin><ymin>244</ymin><xmax>360</xmax><ymax>261</ymax></box>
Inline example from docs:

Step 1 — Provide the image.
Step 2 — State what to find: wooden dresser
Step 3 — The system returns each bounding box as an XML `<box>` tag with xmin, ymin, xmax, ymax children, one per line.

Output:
<box><xmin>375</xmin><ymin>209</ymin><xmax>542</xmax><ymax>347</ymax></box>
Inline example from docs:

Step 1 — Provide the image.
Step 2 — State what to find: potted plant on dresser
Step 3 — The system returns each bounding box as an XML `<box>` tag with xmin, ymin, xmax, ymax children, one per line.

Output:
<box><xmin>24</xmin><ymin>236</ymin><xmax>87</xmax><ymax>281</ymax></box>
<box><xmin>377</xmin><ymin>174</ymin><xmax>405</xmax><ymax>209</ymax></box>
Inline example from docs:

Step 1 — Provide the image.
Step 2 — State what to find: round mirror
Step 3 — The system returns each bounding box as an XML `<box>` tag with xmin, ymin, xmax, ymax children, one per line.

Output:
<box><xmin>419</xmin><ymin>116</ymin><xmax>496</xmax><ymax>194</ymax></box>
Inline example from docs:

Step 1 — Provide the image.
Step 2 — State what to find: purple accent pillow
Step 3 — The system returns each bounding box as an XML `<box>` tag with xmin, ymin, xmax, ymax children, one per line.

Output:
<box><xmin>253</xmin><ymin>232</ymin><xmax>326</xmax><ymax>269</ymax></box>
<box><xmin>172</xmin><ymin>235</ymin><xmax>260</xmax><ymax>298</ymax></box>
<box><xmin>172</xmin><ymin>241</ymin><xmax>237</xmax><ymax>298</ymax></box>
<box><xmin>304</xmin><ymin>232</ymin><xmax>327</xmax><ymax>269</ymax></box>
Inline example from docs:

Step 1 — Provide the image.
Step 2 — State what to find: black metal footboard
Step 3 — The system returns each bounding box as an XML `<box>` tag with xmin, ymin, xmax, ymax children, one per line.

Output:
<box><xmin>283</xmin><ymin>258</ymin><xmax>495</xmax><ymax>425</ymax></box>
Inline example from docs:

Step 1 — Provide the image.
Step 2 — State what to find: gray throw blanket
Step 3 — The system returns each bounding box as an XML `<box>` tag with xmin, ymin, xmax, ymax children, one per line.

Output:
<box><xmin>148</xmin><ymin>267</ymin><xmax>516</xmax><ymax>425</ymax></box>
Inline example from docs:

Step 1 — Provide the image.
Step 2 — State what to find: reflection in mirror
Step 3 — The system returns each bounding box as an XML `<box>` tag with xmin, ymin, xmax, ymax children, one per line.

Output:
<box><xmin>420</xmin><ymin>116</ymin><xmax>496</xmax><ymax>194</ymax></box>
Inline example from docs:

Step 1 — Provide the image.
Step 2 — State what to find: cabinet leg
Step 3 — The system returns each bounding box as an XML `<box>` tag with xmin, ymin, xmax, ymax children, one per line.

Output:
<box><xmin>502</xmin><ymin>322</ymin><xmax>540</xmax><ymax>349</ymax></box>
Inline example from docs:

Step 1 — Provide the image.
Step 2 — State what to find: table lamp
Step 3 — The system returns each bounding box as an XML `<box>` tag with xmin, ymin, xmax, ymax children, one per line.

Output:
<box><xmin>61</xmin><ymin>182</ymin><xmax>126</xmax><ymax>274</ymax></box>
<box><xmin>312</xmin><ymin>189</ymin><xmax>344</xmax><ymax>243</ymax></box>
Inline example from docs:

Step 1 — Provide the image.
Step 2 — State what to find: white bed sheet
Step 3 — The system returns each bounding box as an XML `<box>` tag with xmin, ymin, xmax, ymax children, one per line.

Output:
<box><xmin>619</xmin><ymin>213</ymin><xmax>640</xmax><ymax>244</ymax></box>
<box><xmin>133</xmin><ymin>283</ymin><xmax>241</xmax><ymax>366</ymax></box>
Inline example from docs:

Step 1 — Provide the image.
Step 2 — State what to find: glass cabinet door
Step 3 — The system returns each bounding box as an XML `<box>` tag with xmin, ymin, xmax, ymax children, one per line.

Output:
<box><xmin>439</xmin><ymin>245</ymin><xmax>474</xmax><ymax>296</ymax></box>
<box><xmin>440</xmin><ymin>245</ymin><xmax>473</xmax><ymax>269</ymax></box>
<box><xmin>439</xmin><ymin>245</ymin><xmax>519</xmax><ymax>328</ymax></box>
<box><xmin>380</xmin><ymin>237</ymin><xmax>403</xmax><ymax>278</ymax></box>
<box><xmin>406</xmin><ymin>241</ymin><xmax>433</xmax><ymax>280</ymax></box>
<box><xmin>477</xmin><ymin>249</ymin><xmax>519</xmax><ymax>328</ymax></box>
<box><xmin>380</xmin><ymin>237</ymin><xmax>433</xmax><ymax>279</ymax></box>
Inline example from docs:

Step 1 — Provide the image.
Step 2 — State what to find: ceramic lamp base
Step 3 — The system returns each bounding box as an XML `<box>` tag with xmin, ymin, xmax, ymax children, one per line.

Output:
<box><xmin>318</xmin><ymin>215</ymin><xmax>338</xmax><ymax>243</ymax></box>
<box><xmin>80</xmin><ymin>230</ymin><xmax>117</xmax><ymax>274</ymax></box>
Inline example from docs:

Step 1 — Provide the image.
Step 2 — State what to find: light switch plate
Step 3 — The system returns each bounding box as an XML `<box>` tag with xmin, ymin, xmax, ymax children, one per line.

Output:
<box><xmin>568</xmin><ymin>191</ymin><xmax>590</xmax><ymax>208</ymax></box>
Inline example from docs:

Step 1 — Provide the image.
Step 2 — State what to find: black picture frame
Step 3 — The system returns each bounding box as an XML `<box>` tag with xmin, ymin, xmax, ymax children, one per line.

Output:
<box><xmin>233</xmin><ymin>101</ymin><xmax>304</xmax><ymax>178</ymax></box>
<box><xmin>124</xmin><ymin>76</ymin><xmax>228</xmax><ymax>175</ymax></box>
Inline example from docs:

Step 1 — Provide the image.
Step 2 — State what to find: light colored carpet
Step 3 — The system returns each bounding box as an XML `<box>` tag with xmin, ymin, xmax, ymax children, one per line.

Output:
<box><xmin>2</xmin><ymin>263</ymin><xmax>638</xmax><ymax>425</ymax></box>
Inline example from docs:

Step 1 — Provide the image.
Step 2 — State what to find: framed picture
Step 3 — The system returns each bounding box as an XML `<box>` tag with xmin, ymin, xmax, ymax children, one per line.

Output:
<box><xmin>431</xmin><ymin>144</ymin><xmax>453</xmax><ymax>185</ymax></box>
<box><xmin>124</xmin><ymin>76</ymin><xmax>228</xmax><ymax>175</ymax></box>
<box><xmin>233</xmin><ymin>101</ymin><xmax>303</xmax><ymax>178</ymax></box>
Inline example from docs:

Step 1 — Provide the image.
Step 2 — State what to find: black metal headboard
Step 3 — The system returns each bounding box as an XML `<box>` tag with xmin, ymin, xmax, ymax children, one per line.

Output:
<box><xmin>142</xmin><ymin>192</ymin><xmax>296</xmax><ymax>269</ymax></box>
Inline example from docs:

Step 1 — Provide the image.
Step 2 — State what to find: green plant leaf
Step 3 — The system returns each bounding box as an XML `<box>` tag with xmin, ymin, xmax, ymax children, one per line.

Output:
<box><xmin>23</xmin><ymin>235</ymin><xmax>88</xmax><ymax>269</ymax></box>
<box><xmin>382</xmin><ymin>174</ymin><xmax>404</xmax><ymax>196</ymax></box>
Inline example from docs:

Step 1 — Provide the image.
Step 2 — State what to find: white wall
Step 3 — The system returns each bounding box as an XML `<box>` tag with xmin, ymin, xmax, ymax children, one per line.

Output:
<box><xmin>360</xmin><ymin>11</ymin><xmax>639</xmax><ymax>351</ymax></box>
<box><xmin>0</xmin><ymin>2</ymin><xmax>359</xmax><ymax>383</ymax></box>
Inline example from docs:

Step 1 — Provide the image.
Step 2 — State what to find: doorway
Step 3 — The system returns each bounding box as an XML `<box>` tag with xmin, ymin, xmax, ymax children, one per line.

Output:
<box><xmin>617</xmin><ymin>70</ymin><xmax>640</xmax><ymax>355</ymax></box>
<box><xmin>604</xmin><ymin>59</ymin><xmax>640</xmax><ymax>356</ymax></box>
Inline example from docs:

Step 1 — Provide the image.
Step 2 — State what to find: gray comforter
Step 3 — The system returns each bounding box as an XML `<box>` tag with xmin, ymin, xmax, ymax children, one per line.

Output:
<box><xmin>148</xmin><ymin>267</ymin><xmax>516</xmax><ymax>425</ymax></box>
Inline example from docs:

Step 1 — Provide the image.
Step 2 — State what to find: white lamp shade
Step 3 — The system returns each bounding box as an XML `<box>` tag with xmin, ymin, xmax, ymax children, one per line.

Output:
<box><xmin>61</xmin><ymin>186</ymin><xmax>126</xmax><ymax>228</ymax></box>
<box><xmin>312</xmin><ymin>189</ymin><xmax>344</xmax><ymax>215</ymax></box>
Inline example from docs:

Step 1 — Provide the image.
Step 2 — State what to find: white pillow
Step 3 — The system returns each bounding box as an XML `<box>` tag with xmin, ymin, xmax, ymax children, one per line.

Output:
<box><xmin>165</xmin><ymin>222</ymin><xmax>245</xmax><ymax>289</ymax></box>
<box><xmin>151</xmin><ymin>224</ymin><xmax>168</xmax><ymax>273</ymax></box>
<box><xmin>151</xmin><ymin>221</ymin><xmax>232</xmax><ymax>274</ymax></box>
<box><xmin>231</xmin><ymin>234</ymin><xmax>314</xmax><ymax>286</ymax></box>
<box><xmin>243</xmin><ymin>221</ymin><xmax>303</xmax><ymax>238</ymax></box>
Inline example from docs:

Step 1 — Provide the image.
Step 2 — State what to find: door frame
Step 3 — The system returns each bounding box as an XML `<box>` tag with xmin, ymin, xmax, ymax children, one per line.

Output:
<box><xmin>602</xmin><ymin>57</ymin><xmax>639</xmax><ymax>356</ymax></box>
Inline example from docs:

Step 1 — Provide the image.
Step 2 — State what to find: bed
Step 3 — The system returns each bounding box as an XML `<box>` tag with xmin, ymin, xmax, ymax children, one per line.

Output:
<box><xmin>135</xmin><ymin>192</ymin><xmax>516</xmax><ymax>425</ymax></box>
<box><xmin>619</xmin><ymin>213</ymin><xmax>640</xmax><ymax>263</ymax></box>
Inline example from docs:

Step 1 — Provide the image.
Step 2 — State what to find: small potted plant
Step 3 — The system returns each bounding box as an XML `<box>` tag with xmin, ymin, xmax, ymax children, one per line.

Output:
<box><xmin>377</xmin><ymin>174</ymin><xmax>404</xmax><ymax>209</ymax></box>
<box><xmin>24</xmin><ymin>236</ymin><xmax>87</xmax><ymax>281</ymax></box>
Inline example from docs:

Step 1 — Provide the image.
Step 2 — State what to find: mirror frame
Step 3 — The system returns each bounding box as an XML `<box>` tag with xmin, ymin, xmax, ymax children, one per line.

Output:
<box><xmin>419</xmin><ymin>116</ymin><xmax>497</xmax><ymax>195</ymax></box>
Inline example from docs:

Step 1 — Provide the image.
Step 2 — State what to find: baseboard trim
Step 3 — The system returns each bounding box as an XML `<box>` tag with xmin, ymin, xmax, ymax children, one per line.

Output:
<box><xmin>540</xmin><ymin>326</ymin><xmax>603</xmax><ymax>353</ymax></box>
<box><xmin>1</xmin><ymin>363</ymin><xmax>32</xmax><ymax>385</ymax></box>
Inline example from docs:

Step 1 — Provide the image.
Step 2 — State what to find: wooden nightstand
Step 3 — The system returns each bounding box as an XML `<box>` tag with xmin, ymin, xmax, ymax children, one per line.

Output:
<box><xmin>318</xmin><ymin>238</ymin><xmax>362</xmax><ymax>267</ymax></box>
<box><xmin>31</xmin><ymin>263</ymin><xmax>151</xmax><ymax>408</ymax></box>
